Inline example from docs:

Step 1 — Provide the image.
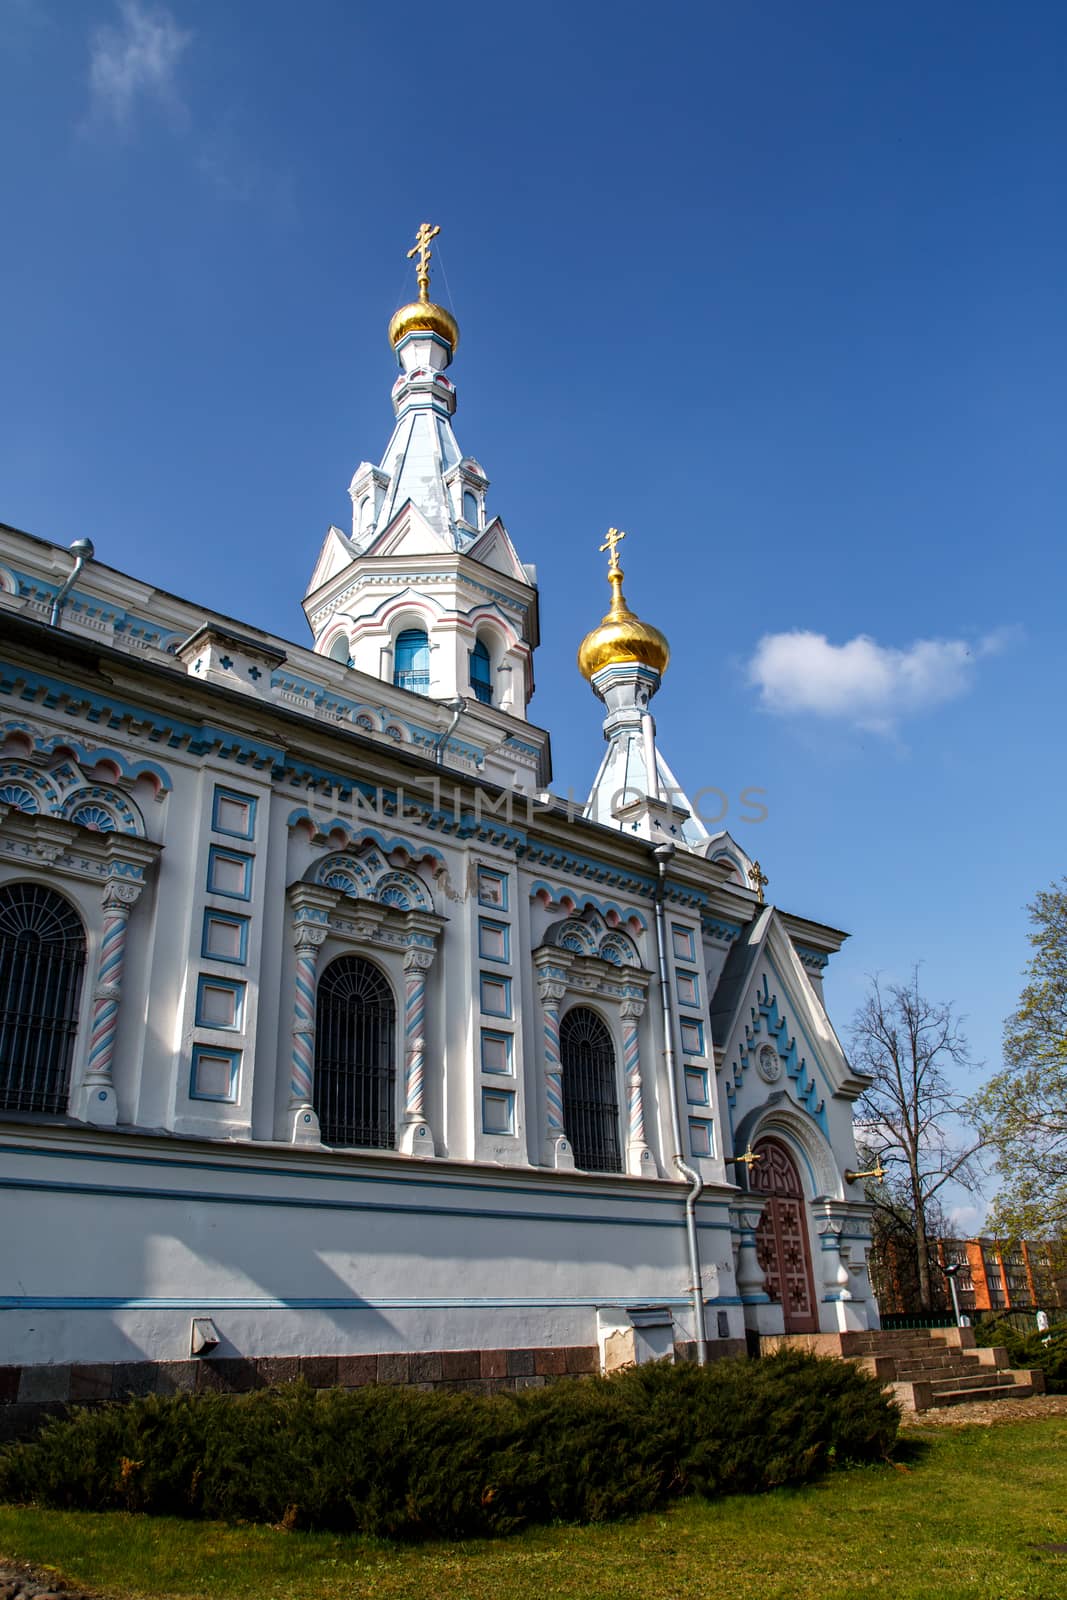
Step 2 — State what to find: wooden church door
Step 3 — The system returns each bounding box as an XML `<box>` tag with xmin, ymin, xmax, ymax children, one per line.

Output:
<box><xmin>751</xmin><ymin>1137</ymin><xmax>818</xmax><ymax>1333</ymax></box>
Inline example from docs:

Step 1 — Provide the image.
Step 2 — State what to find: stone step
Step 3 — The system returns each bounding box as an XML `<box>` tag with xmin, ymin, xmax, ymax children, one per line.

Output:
<box><xmin>927</xmin><ymin>1370</ymin><xmax>1020</xmax><ymax>1393</ymax></box>
<box><xmin>931</xmin><ymin>1381</ymin><xmax>1036</xmax><ymax>1408</ymax></box>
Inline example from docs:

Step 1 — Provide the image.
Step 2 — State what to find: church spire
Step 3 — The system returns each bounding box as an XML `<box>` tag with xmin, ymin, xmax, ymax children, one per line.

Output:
<box><xmin>580</xmin><ymin>530</ymin><xmax>708</xmax><ymax>850</ymax></box>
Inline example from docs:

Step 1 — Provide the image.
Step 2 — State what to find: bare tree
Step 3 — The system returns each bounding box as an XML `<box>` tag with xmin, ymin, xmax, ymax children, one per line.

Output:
<box><xmin>850</xmin><ymin>970</ymin><xmax>984</xmax><ymax>1313</ymax></box>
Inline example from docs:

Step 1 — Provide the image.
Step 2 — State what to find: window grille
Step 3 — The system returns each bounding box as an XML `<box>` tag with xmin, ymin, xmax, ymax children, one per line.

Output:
<box><xmin>469</xmin><ymin>638</ymin><xmax>493</xmax><ymax>705</ymax></box>
<box><xmin>0</xmin><ymin>884</ymin><xmax>86</xmax><ymax>1115</ymax></box>
<box><xmin>393</xmin><ymin>629</ymin><xmax>430</xmax><ymax>695</ymax></box>
<box><xmin>560</xmin><ymin>1006</ymin><xmax>621</xmax><ymax>1173</ymax></box>
<box><xmin>314</xmin><ymin>955</ymin><xmax>396</xmax><ymax>1148</ymax></box>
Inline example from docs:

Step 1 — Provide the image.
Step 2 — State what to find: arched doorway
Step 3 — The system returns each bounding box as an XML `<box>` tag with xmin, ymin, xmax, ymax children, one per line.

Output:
<box><xmin>314</xmin><ymin>955</ymin><xmax>396</xmax><ymax>1148</ymax></box>
<box><xmin>559</xmin><ymin>1006</ymin><xmax>621</xmax><ymax>1173</ymax></box>
<box><xmin>751</xmin><ymin>1136</ymin><xmax>818</xmax><ymax>1333</ymax></box>
<box><xmin>0</xmin><ymin>882</ymin><xmax>86</xmax><ymax>1115</ymax></box>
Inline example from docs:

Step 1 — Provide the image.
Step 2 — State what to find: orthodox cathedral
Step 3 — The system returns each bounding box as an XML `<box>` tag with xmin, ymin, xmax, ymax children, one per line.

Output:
<box><xmin>0</xmin><ymin>227</ymin><xmax>878</xmax><ymax>1399</ymax></box>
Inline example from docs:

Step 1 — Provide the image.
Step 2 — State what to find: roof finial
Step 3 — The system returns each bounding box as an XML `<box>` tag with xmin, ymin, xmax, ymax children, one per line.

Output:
<box><xmin>599</xmin><ymin>526</ymin><xmax>626</xmax><ymax>576</ymax></box>
<box><xmin>577</xmin><ymin>526</ymin><xmax>670</xmax><ymax>682</ymax></box>
<box><xmin>407</xmin><ymin>221</ymin><xmax>441</xmax><ymax>305</ymax></box>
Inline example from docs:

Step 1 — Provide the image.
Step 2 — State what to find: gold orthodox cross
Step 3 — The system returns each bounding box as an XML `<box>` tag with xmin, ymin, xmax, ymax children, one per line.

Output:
<box><xmin>748</xmin><ymin>860</ymin><xmax>768</xmax><ymax>903</ymax></box>
<box><xmin>599</xmin><ymin>527</ymin><xmax>626</xmax><ymax>574</ymax></box>
<box><xmin>407</xmin><ymin>222</ymin><xmax>441</xmax><ymax>302</ymax></box>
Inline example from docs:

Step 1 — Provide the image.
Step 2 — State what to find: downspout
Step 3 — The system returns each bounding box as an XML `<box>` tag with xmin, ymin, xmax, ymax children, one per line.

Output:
<box><xmin>653</xmin><ymin>840</ymin><xmax>708</xmax><ymax>1365</ymax></box>
<box><xmin>48</xmin><ymin>538</ymin><xmax>94</xmax><ymax>628</ymax></box>
<box><xmin>433</xmin><ymin>696</ymin><xmax>466</xmax><ymax>766</ymax></box>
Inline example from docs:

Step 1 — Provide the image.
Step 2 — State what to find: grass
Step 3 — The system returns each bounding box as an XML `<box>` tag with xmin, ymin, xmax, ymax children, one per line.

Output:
<box><xmin>1</xmin><ymin>1420</ymin><xmax>1066</xmax><ymax>1600</ymax></box>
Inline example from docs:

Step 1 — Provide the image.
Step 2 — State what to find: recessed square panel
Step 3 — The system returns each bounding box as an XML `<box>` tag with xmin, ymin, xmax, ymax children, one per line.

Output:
<box><xmin>478</xmin><ymin>918</ymin><xmax>510</xmax><ymax>963</ymax></box>
<box><xmin>195</xmin><ymin>976</ymin><xmax>244</xmax><ymax>1030</ymax></box>
<box><xmin>688</xmin><ymin>1118</ymin><xmax>714</xmax><ymax>1158</ymax></box>
<box><xmin>191</xmin><ymin>1046</ymin><xmax>240</xmax><ymax>1103</ymax></box>
<box><xmin>480</xmin><ymin>974</ymin><xmax>512</xmax><ymax>1018</ymax></box>
<box><xmin>680</xmin><ymin>1019</ymin><xmax>705</xmax><ymax>1056</ymax></box>
<box><xmin>671</xmin><ymin>924</ymin><xmax>695</xmax><ymax>963</ymax></box>
<box><xmin>481</xmin><ymin>1029</ymin><xmax>513</xmax><ymax>1075</ymax></box>
<box><xmin>207</xmin><ymin>846</ymin><xmax>253</xmax><ymax>900</ymax></box>
<box><xmin>476</xmin><ymin>867</ymin><xmax>508</xmax><ymax>910</ymax></box>
<box><xmin>676</xmin><ymin>969</ymin><xmax>700</xmax><ymax>1008</ymax></box>
<box><xmin>201</xmin><ymin>911</ymin><xmax>249</xmax><ymax>965</ymax></box>
<box><xmin>212</xmin><ymin>786</ymin><xmax>256</xmax><ymax>840</ymax></box>
<box><xmin>482</xmin><ymin>1088</ymin><xmax>515</xmax><ymax>1136</ymax></box>
<box><xmin>684</xmin><ymin>1067</ymin><xmax>709</xmax><ymax>1105</ymax></box>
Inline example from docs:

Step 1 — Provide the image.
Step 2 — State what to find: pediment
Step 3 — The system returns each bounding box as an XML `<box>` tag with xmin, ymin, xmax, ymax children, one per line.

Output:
<box><xmin>305</xmin><ymin>525</ymin><xmax>358</xmax><ymax>598</ymax></box>
<box><xmin>361</xmin><ymin>501</ymin><xmax>454</xmax><ymax>559</ymax></box>
<box><xmin>467</xmin><ymin>518</ymin><xmax>530</xmax><ymax>583</ymax></box>
<box><xmin>711</xmin><ymin>909</ymin><xmax>869</xmax><ymax>1134</ymax></box>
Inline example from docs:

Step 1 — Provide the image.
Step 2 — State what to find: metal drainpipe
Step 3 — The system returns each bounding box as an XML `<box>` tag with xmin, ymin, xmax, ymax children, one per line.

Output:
<box><xmin>653</xmin><ymin>840</ymin><xmax>708</xmax><ymax>1365</ymax></box>
<box><xmin>433</xmin><ymin>696</ymin><xmax>466</xmax><ymax>766</ymax></box>
<box><xmin>48</xmin><ymin>539</ymin><xmax>94</xmax><ymax>628</ymax></box>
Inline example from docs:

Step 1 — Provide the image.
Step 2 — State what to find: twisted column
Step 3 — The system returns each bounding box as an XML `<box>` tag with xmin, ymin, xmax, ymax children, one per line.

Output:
<box><xmin>399</xmin><ymin>948</ymin><xmax>436</xmax><ymax>1157</ymax></box>
<box><xmin>621</xmin><ymin>996</ymin><xmax>655</xmax><ymax>1177</ymax></box>
<box><xmin>78</xmin><ymin>882</ymin><xmax>138</xmax><ymax>1126</ymax></box>
<box><xmin>289</xmin><ymin>924</ymin><xmax>326</xmax><ymax>1143</ymax></box>
<box><xmin>536</xmin><ymin>975</ymin><xmax>573</xmax><ymax>1169</ymax></box>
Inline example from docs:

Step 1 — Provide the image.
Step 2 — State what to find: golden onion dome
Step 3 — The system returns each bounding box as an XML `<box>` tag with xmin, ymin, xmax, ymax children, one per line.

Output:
<box><xmin>387</xmin><ymin>296</ymin><xmax>460</xmax><ymax>354</ymax></box>
<box><xmin>578</xmin><ymin>541</ymin><xmax>670</xmax><ymax>682</ymax></box>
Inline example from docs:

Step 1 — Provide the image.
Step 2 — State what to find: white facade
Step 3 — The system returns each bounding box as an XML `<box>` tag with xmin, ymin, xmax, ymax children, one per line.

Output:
<box><xmin>0</xmin><ymin>276</ymin><xmax>877</xmax><ymax>1377</ymax></box>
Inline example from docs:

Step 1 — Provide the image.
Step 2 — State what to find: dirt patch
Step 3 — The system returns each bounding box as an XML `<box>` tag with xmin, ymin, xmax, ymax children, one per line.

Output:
<box><xmin>898</xmin><ymin>1393</ymin><xmax>1067</xmax><ymax>1428</ymax></box>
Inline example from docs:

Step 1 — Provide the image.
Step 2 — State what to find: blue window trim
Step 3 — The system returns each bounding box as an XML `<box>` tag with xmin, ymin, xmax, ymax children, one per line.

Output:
<box><xmin>393</xmin><ymin>629</ymin><xmax>430</xmax><ymax>695</ymax></box>
<box><xmin>684</xmin><ymin>1066</ymin><xmax>709</xmax><ymax>1105</ymax></box>
<box><xmin>207</xmin><ymin>845</ymin><xmax>254</xmax><ymax>901</ymax></box>
<box><xmin>190</xmin><ymin>1045</ymin><xmax>241</xmax><ymax>1104</ymax></box>
<box><xmin>201</xmin><ymin>910</ymin><xmax>249</xmax><ymax>966</ymax></box>
<box><xmin>480</xmin><ymin>973</ymin><xmax>512</xmax><ymax>1019</ymax></box>
<box><xmin>680</xmin><ymin>1018</ymin><xmax>705</xmax><ymax>1056</ymax></box>
<box><xmin>469</xmin><ymin>637</ymin><xmax>492</xmax><ymax>705</ymax></box>
<box><xmin>478</xmin><ymin>917</ymin><xmax>511</xmax><ymax>964</ymax></box>
<box><xmin>676</xmin><ymin>968</ymin><xmax>700</xmax><ymax>1008</ymax></box>
<box><xmin>211</xmin><ymin>785</ymin><xmax>257</xmax><ymax>840</ymax></box>
<box><xmin>480</xmin><ymin>1028</ymin><xmax>514</xmax><ymax>1075</ymax></box>
<box><xmin>481</xmin><ymin>1086</ymin><xmax>515</xmax><ymax>1136</ymax></box>
<box><xmin>195</xmin><ymin>975</ymin><xmax>245</xmax><ymax>1031</ymax></box>
<box><xmin>671</xmin><ymin>924</ymin><xmax>695</xmax><ymax>963</ymax></box>
<box><xmin>477</xmin><ymin>867</ymin><xmax>508</xmax><ymax>911</ymax></box>
<box><xmin>688</xmin><ymin>1117</ymin><xmax>714</xmax><ymax>1158</ymax></box>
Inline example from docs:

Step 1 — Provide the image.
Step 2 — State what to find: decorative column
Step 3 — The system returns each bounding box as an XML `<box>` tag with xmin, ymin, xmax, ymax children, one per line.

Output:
<box><xmin>535</xmin><ymin>960</ymin><xmax>574</xmax><ymax>1170</ymax></box>
<box><xmin>72</xmin><ymin>880</ymin><xmax>140</xmax><ymax>1126</ymax></box>
<box><xmin>814</xmin><ymin>1198</ymin><xmax>869</xmax><ymax>1332</ymax></box>
<box><xmin>399</xmin><ymin>948</ymin><xmax>436</xmax><ymax>1158</ymax></box>
<box><xmin>286</xmin><ymin>884</ymin><xmax>337</xmax><ymax>1144</ymax></box>
<box><xmin>621</xmin><ymin>996</ymin><xmax>656</xmax><ymax>1178</ymax></box>
<box><xmin>731</xmin><ymin>1200</ymin><xmax>770</xmax><ymax>1326</ymax></box>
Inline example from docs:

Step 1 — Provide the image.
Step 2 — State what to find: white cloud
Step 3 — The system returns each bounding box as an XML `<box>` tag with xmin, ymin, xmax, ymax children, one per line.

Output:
<box><xmin>748</xmin><ymin>627</ymin><xmax>1009</xmax><ymax>732</ymax></box>
<box><xmin>87</xmin><ymin>0</ymin><xmax>190</xmax><ymax>128</ymax></box>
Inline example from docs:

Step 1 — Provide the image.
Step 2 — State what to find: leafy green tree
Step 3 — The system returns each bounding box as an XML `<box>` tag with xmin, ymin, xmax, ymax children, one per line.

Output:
<box><xmin>974</xmin><ymin>878</ymin><xmax>1067</xmax><ymax>1249</ymax></box>
<box><xmin>850</xmin><ymin>971</ymin><xmax>983</xmax><ymax>1313</ymax></box>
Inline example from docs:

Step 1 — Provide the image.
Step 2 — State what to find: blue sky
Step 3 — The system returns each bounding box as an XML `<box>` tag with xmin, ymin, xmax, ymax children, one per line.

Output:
<box><xmin>3</xmin><ymin>1</ymin><xmax>1065</xmax><ymax>1225</ymax></box>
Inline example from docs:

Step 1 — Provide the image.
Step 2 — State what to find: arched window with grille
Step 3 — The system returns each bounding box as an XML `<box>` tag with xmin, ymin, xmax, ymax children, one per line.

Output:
<box><xmin>560</xmin><ymin>1006</ymin><xmax>621</xmax><ymax>1173</ymax></box>
<box><xmin>314</xmin><ymin>955</ymin><xmax>396</xmax><ymax>1147</ymax></box>
<box><xmin>393</xmin><ymin>629</ymin><xmax>430</xmax><ymax>695</ymax></box>
<box><xmin>469</xmin><ymin>637</ymin><xmax>493</xmax><ymax>705</ymax></box>
<box><xmin>0</xmin><ymin>883</ymin><xmax>86</xmax><ymax>1115</ymax></box>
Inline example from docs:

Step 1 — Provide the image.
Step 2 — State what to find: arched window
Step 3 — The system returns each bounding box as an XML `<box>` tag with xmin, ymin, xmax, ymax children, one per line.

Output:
<box><xmin>560</xmin><ymin>1006</ymin><xmax>621</xmax><ymax>1173</ymax></box>
<box><xmin>314</xmin><ymin>955</ymin><xmax>395</xmax><ymax>1148</ymax></box>
<box><xmin>0</xmin><ymin>884</ymin><xmax>86</xmax><ymax>1115</ymax></box>
<box><xmin>393</xmin><ymin>629</ymin><xmax>430</xmax><ymax>695</ymax></box>
<box><xmin>462</xmin><ymin>489</ymin><xmax>479</xmax><ymax>527</ymax></box>
<box><xmin>469</xmin><ymin>637</ymin><xmax>493</xmax><ymax>705</ymax></box>
<box><xmin>327</xmin><ymin>634</ymin><xmax>350</xmax><ymax>666</ymax></box>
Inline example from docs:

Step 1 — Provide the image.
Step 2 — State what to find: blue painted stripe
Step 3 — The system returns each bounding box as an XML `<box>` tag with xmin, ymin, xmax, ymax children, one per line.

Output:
<box><xmin>0</xmin><ymin>1293</ymin><xmax>745</xmax><ymax>1312</ymax></box>
<box><xmin>0</xmin><ymin>1175</ymin><xmax>734</xmax><ymax>1232</ymax></box>
<box><xmin>0</xmin><ymin>1139</ymin><xmax>734</xmax><ymax>1219</ymax></box>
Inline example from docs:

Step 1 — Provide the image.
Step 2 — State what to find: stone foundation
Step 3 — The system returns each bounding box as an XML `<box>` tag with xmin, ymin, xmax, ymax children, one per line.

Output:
<box><xmin>0</xmin><ymin>1338</ymin><xmax>748</xmax><ymax>1440</ymax></box>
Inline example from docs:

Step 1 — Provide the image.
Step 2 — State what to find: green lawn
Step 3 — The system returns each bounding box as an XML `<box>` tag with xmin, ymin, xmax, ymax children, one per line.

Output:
<box><xmin>1</xmin><ymin>1420</ymin><xmax>1066</xmax><ymax>1600</ymax></box>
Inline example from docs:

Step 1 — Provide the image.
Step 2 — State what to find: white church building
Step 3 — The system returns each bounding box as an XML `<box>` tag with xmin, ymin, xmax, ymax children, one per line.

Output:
<box><xmin>0</xmin><ymin>228</ymin><xmax>877</xmax><ymax>1409</ymax></box>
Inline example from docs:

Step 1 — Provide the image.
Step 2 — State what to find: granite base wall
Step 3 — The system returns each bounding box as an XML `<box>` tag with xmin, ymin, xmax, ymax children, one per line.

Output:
<box><xmin>0</xmin><ymin>1338</ymin><xmax>749</xmax><ymax>1440</ymax></box>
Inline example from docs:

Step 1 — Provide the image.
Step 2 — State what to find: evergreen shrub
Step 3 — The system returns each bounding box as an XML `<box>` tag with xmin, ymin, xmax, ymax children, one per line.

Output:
<box><xmin>973</xmin><ymin>1316</ymin><xmax>1067</xmax><ymax>1392</ymax></box>
<box><xmin>0</xmin><ymin>1350</ymin><xmax>898</xmax><ymax>1539</ymax></box>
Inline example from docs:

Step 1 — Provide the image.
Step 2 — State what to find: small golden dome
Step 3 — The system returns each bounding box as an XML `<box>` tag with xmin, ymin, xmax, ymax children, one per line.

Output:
<box><xmin>578</xmin><ymin>562</ymin><xmax>670</xmax><ymax>682</ymax></box>
<box><xmin>388</xmin><ymin>298</ymin><xmax>460</xmax><ymax>353</ymax></box>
